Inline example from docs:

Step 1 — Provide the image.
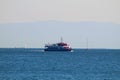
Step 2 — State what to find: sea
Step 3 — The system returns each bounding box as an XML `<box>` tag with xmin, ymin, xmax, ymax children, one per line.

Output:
<box><xmin>0</xmin><ymin>48</ymin><xmax>120</xmax><ymax>80</ymax></box>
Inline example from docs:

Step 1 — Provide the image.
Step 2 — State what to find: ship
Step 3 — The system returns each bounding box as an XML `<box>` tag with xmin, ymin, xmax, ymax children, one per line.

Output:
<box><xmin>44</xmin><ymin>38</ymin><xmax>72</xmax><ymax>51</ymax></box>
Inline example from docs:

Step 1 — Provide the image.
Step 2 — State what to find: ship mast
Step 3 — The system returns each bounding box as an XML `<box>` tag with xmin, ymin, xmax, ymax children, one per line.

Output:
<box><xmin>61</xmin><ymin>37</ymin><xmax>63</xmax><ymax>43</ymax></box>
<box><xmin>86</xmin><ymin>38</ymin><xmax>88</xmax><ymax>50</ymax></box>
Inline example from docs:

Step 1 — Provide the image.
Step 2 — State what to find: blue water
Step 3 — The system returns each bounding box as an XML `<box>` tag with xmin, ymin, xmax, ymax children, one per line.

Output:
<box><xmin>0</xmin><ymin>48</ymin><xmax>120</xmax><ymax>80</ymax></box>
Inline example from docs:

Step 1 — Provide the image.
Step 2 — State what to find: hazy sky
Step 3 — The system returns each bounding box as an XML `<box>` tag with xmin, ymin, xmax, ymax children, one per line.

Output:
<box><xmin>0</xmin><ymin>0</ymin><xmax>120</xmax><ymax>23</ymax></box>
<box><xmin>0</xmin><ymin>0</ymin><xmax>120</xmax><ymax>48</ymax></box>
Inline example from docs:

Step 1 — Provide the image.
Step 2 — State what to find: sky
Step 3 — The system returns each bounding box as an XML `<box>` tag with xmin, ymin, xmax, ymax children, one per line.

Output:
<box><xmin>0</xmin><ymin>0</ymin><xmax>120</xmax><ymax>48</ymax></box>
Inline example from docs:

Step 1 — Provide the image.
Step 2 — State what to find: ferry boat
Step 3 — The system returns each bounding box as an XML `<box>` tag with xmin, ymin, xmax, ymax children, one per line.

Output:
<box><xmin>44</xmin><ymin>38</ymin><xmax>72</xmax><ymax>51</ymax></box>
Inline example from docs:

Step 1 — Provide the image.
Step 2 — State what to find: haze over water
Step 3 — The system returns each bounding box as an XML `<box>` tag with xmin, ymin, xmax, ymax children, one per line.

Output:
<box><xmin>0</xmin><ymin>0</ymin><xmax>120</xmax><ymax>49</ymax></box>
<box><xmin>0</xmin><ymin>0</ymin><xmax>120</xmax><ymax>80</ymax></box>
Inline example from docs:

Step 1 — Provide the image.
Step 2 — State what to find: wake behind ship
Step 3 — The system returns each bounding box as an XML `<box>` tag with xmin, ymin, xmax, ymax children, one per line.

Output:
<box><xmin>44</xmin><ymin>38</ymin><xmax>72</xmax><ymax>51</ymax></box>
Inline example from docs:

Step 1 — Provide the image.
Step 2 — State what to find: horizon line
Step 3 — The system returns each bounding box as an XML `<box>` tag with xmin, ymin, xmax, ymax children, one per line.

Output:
<box><xmin>0</xmin><ymin>20</ymin><xmax>120</xmax><ymax>25</ymax></box>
